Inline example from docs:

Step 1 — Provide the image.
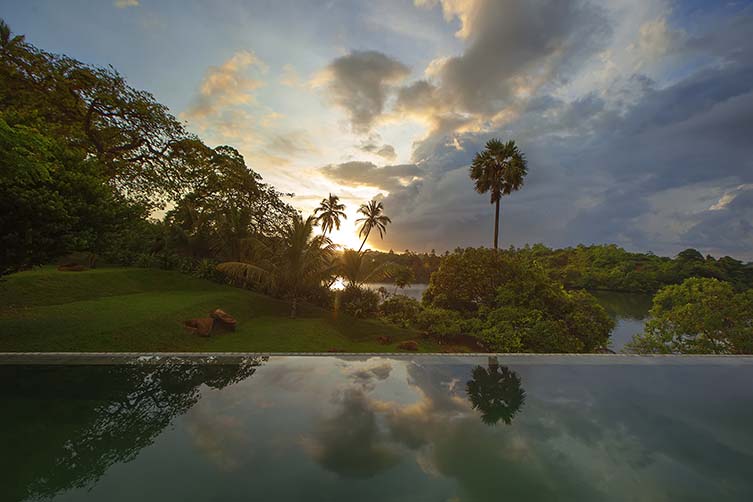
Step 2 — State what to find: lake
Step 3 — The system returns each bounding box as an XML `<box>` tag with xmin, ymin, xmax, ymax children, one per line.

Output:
<box><xmin>3</xmin><ymin>354</ymin><xmax>753</xmax><ymax>501</ymax></box>
<box><xmin>367</xmin><ymin>284</ymin><xmax>652</xmax><ymax>352</ymax></box>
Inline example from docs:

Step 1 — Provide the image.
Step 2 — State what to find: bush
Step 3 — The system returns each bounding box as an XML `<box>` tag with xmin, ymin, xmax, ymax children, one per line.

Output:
<box><xmin>379</xmin><ymin>295</ymin><xmax>421</xmax><ymax>327</ymax></box>
<box><xmin>628</xmin><ymin>277</ymin><xmax>753</xmax><ymax>354</ymax></box>
<box><xmin>416</xmin><ymin>307</ymin><xmax>465</xmax><ymax>340</ymax></box>
<box><xmin>339</xmin><ymin>285</ymin><xmax>380</xmax><ymax>318</ymax></box>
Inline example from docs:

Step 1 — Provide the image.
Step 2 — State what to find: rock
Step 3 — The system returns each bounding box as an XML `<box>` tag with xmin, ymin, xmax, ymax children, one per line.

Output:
<box><xmin>183</xmin><ymin>318</ymin><xmax>214</xmax><ymax>337</ymax></box>
<box><xmin>57</xmin><ymin>264</ymin><xmax>86</xmax><ymax>272</ymax></box>
<box><xmin>397</xmin><ymin>340</ymin><xmax>419</xmax><ymax>351</ymax></box>
<box><xmin>377</xmin><ymin>336</ymin><xmax>392</xmax><ymax>345</ymax></box>
<box><xmin>210</xmin><ymin>309</ymin><xmax>237</xmax><ymax>330</ymax></box>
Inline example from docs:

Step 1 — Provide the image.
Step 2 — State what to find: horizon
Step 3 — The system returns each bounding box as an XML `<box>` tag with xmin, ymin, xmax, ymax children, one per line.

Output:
<box><xmin>3</xmin><ymin>0</ymin><xmax>752</xmax><ymax>259</ymax></box>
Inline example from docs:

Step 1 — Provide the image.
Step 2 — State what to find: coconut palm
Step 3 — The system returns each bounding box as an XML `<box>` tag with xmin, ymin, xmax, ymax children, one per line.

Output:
<box><xmin>466</xmin><ymin>360</ymin><xmax>526</xmax><ymax>426</ymax></box>
<box><xmin>314</xmin><ymin>193</ymin><xmax>347</xmax><ymax>238</ymax></box>
<box><xmin>356</xmin><ymin>200</ymin><xmax>391</xmax><ymax>253</ymax></box>
<box><xmin>338</xmin><ymin>249</ymin><xmax>392</xmax><ymax>287</ymax></box>
<box><xmin>470</xmin><ymin>139</ymin><xmax>528</xmax><ymax>249</ymax></box>
<box><xmin>217</xmin><ymin>214</ymin><xmax>336</xmax><ymax>317</ymax></box>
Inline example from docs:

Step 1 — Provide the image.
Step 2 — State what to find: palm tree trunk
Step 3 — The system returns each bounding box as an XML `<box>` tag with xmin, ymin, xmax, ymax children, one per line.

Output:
<box><xmin>357</xmin><ymin>229</ymin><xmax>371</xmax><ymax>253</ymax></box>
<box><xmin>493</xmin><ymin>198</ymin><xmax>500</xmax><ymax>250</ymax></box>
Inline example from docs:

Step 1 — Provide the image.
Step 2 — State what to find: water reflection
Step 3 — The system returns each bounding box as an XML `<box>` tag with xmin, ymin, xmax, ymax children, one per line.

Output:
<box><xmin>3</xmin><ymin>356</ymin><xmax>753</xmax><ymax>501</ymax></box>
<box><xmin>466</xmin><ymin>357</ymin><xmax>525</xmax><ymax>425</ymax></box>
<box><xmin>0</xmin><ymin>357</ymin><xmax>264</xmax><ymax>502</ymax></box>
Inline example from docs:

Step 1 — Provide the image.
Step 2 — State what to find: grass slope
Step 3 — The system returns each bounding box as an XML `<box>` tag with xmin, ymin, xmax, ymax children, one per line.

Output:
<box><xmin>0</xmin><ymin>267</ymin><xmax>456</xmax><ymax>353</ymax></box>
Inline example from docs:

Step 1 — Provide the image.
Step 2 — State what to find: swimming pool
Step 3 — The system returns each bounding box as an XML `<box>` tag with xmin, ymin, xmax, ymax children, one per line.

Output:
<box><xmin>3</xmin><ymin>354</ymin><xmax>753</xmax><ymax>501</ymax></box>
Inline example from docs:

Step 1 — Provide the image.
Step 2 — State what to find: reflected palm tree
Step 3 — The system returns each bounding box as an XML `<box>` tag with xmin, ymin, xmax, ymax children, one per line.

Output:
<box><xmin>466</xmin><ymin>357</ymin><xmax>525</xmax><ymax>426</ymax></box>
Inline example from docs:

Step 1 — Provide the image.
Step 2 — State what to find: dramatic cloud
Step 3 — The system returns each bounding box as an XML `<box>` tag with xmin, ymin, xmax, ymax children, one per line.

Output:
<box><xmin>320</xmin><ymin>161</ymin><xmax>423</xmax><ymax>193</ymax></box>
<box><xmin>358</xmin><ymin>141</ymin><xmax>397</xmax><ymax>161</ymax></box>
<box><xmin>185</xmin><ymin>50</ymin><xmax>267</xmax><ymax>120</ymax></box>
<box><xmin>314</xmin><ymin>50</ymin><xmax>411</xmax><ymax>133</ymax></box>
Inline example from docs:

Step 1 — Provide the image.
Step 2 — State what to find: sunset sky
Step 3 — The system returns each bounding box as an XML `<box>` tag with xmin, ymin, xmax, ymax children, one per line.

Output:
<box><xmin>3</xmin><ymin>0</ymin><xmax>752</xmax><ymax>257</ymax></box>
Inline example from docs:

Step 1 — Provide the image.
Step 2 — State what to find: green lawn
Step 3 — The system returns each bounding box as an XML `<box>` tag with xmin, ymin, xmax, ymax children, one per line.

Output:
<box><xmin>0</xmin><ymin>267</ymin><xmax>460</xmax><ymax>353</ymax></box>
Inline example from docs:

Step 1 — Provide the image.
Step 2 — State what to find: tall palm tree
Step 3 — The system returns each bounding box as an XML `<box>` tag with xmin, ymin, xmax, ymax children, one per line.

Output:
<box><xmin>470</xmin><ymin>139</ymin><xmax>528</xmax><ymax>249</ymax></box>
<box><xmin>217</xmin><ymin>214</ymin><xmax>336</xmax><ymax>317</ymax></box>
<box><xmin>356</xmin><ymin>200</ymin><xmax>391</xmax><ymax>253</ymax></box>
<box><xmin>314</xmin><ymin>193</ymin><xmax>347</xmax><ymax>238</ymax></box>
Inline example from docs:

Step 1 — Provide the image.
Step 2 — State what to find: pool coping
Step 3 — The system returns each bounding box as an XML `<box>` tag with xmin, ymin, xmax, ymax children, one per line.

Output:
<box><xmin>2</xmin><ymin>352</ymin><xmax>753</xmax><ymax>365</ymax></box>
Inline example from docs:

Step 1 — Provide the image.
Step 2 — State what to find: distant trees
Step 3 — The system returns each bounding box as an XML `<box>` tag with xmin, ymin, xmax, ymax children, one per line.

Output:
<box><xmin>356</xmin><ymin>200</ymin><xmax>391</xmax><ymax>252</ymax></box>
<box><xmin>628</xmin><ymin>277</ymin><xmax>753</xmax><ymax>354</ymax></box>
<box><xmin>470</xmin><ymin>139</ymin><xmax>528</xmax><ymax>249</ymax></box>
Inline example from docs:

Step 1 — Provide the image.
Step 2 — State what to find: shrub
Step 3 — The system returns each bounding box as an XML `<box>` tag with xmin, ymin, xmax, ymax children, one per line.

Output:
<box><xmin>339</xmin><ymin>285</ymin><xmax>379</xmax><ymax>318</ymax></box>
<box><xmin>628</xmin><ymin>277</ymin><xmax>753</xmax><ymax>354</ymax></box>
<box><xmin>379</xmin><ymin>295</ymin><xmax>421</xmax><ymax>327</ymax></box>
<box><xmin>416</xmin><ymin>307</ymin><xmax>465</xmax><ymax>340</ymax></box>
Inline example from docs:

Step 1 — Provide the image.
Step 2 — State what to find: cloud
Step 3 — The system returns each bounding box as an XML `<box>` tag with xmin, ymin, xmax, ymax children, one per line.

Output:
<box><xmin>114</xmin><ymin>0</ymin><xmax>139</xmax><ymax>8</ymax></box>
<box><xmin>314</xmin><ymin>50</ymin><xmax>411</xmax><ymax>133</ymax></box>
<box><xmin>358</xmin><ymin>141</ymin><xmax>397</xmax><ymax>161</ymax></box>
<box><xmin>320</xmin><ymin>161</ymin><xmax>423</xmax><ymax>193</ymax></box>
<box><xmin>184</xmin><ymin>50</ymin><xmax>267</xmax><ymax>120</ymax></box>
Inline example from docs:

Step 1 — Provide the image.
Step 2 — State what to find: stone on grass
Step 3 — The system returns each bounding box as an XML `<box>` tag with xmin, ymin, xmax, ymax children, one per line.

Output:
<box><xmin>397</xmin><ymin>340</ymin><xmax>419</xmax><ymax>351</ymax></box>
<box><xmin>210</xmin><ymin>309</ymin><xmax>237</xmax><ymax>330</ymax></box>
<box><xmin>183</xmin><ymin>318</ymin><xmax>214</xmax><ymax>337</ymax></box>
<box><xmin>377</xmin><ymin>336</ymin><xmax>392</xmax><ymax>345</ymax></box>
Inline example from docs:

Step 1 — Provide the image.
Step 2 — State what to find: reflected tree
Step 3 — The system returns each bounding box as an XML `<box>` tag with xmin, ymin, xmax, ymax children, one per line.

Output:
<box><xmin>0</xmin><ymin>358</ymin><xmax>264</xmax><ymax>502</ymax></box>
<box><xmin>466</xmin><ymin>357</ymin><xmax>525</xmax><ymax>426</ymax></box>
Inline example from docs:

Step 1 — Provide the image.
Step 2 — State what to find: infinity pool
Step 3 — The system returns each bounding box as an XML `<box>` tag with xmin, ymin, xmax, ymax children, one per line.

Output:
<box><xmin>3</xmin><ymin>355</ymin><xmax>753</xmax><ymax>501</ymax></box>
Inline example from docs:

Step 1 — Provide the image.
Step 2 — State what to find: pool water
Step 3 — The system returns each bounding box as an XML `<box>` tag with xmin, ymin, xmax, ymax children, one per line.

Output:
<box><xmin>3</xmin><ymin>355</ymin><xmax>753</xmax><ymax>501</ymax></box>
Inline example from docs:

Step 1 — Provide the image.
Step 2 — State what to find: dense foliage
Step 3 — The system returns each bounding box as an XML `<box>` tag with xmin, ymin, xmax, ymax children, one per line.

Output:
<box><xmin>420</xmin><ymin>248</ymin><xmax>614</xmax><ymax>352</ymax></box>
<box><xmin>627</xmin><ymin>278</ymin><xmax>753</xmax><ymax>354</ymax></box>
<box><xmin>0</xmin><ymin>20</ymin><xmax>295</xmax><ymax>277</ymax></box>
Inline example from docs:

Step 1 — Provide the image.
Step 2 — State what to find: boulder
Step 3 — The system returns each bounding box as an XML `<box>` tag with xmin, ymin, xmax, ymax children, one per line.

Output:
<box><xmin>377</xmin><ymin>336</ymin><xmax>392</xmax><ymax>345</ymax></box>
<box><xmin>57</xmin><ymin>264</ymin><xmax>86</xmax><ymax>272</ymax></box>
<box><xmin>397</xmin><ymin>340</ymin><xmax>419</xmax><ymax>351</ymax></box>
<box><xmin>210</xmin><ymin>309</ymin><xmax>237</xmax><ymax>330</ymax></box>
<box><xmin>183</xmin><ymin>318</ymin><xmax>214</xmax><ymax>337</ymax></box>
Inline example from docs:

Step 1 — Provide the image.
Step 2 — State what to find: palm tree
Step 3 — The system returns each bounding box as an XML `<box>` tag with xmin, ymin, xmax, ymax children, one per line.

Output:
<box><xmin>338</xmin><ymin>249</ymin><xmax>392</xmax><ymax>287</ymax></box>
<box><xmin>314</xmin><ymin>193</ymin><xmax>347</xmax><ymax>238</ymax></box>
<box><xmin>470</xmin><ymin>139</ymin><xmax>528</xmax><ymax>249</ymax></box>
<box><xmin>466</xmin><ymin>361</ymin><xmax>525</xmax><ymax>426</ymax></box>
<box><xmin>356</xmin><ymin>200</ymin><xmax>391</xmax><ymax>253</ymax></box>
<box><xmin>217</xmin><ymin>214</ymin><xmax>336</xmax><ymax>317</ymax></box>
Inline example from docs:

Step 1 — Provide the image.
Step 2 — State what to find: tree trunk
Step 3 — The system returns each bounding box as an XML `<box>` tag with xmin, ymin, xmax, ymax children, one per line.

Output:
<box><xmin>358</xmin><ymin>229</ymin><xmax>371</xmax><ymax>253</ymax></box>
<box><xmin>493</xmin><ymin>198</ymin><xmax>501</xmax><ymax>250</ymax></box>
<box><xmin>290</xmin><ymin>297</ymin><xmax>297</xmax><ymax>318</ymax></box>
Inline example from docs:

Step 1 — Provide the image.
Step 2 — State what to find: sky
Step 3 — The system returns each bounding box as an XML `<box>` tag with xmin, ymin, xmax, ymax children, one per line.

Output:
<box><xmin>2</xmin><ymin>0</ymin><xmax>753</xmax><ymax>258</ymax></box>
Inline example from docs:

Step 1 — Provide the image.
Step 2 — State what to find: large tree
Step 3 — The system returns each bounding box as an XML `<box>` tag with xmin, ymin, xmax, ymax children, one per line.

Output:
<box><xmin>356</xmin><ymin>200</ymin><xmax>391</xmax><ymax>253</ymax></box>
<box><xmin>314</xmin><ymin>193</ymin><xmax>347</xmax><ymax>238</ymax></box>
<box><xmin>470</xmin><ymin>139</ymin><xmax>527</xmax><ymax>249</ymax></box>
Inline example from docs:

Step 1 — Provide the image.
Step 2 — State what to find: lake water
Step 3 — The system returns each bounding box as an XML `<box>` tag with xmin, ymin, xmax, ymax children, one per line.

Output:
<box><xmin>367</xmin><ymin>284</ymin><xmax>652</xmax><ymax>352</ymax></box>
<box><xmin>3</xmin><ymin>355</ymin><xmax>753</xmax><ymax>501</ymax></box>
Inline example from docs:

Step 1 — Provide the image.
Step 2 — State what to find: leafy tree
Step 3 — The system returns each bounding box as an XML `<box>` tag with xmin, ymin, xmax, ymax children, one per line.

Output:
<box><xmin>627</xmin><ymin>277</ymin><xmax>753</xmax><ymax>354</ymax></box>
<box><xmin>677</xmin><ymin>248</ymin><xmax>705</xmax><ymax>262</ymax></box>
<box><xmin>466</xmin><ymin>359</ymin><xmax>525</xmax><ymax>426</ymax></box>
<box><xmin>470</xmin><ymin>139</ymin><xmax>527</xmax><ymax>249</ymax></box>
<box><xmin>387</xmin><ymin>265</ymin><xmax>415</xmax><ymax>294</ymax></box>
<box><xmin>217</xmin><ymin>215</ymin><xmax>336</xmax><ymax>317</ymax></box>
<box><xmin>423</xmin><ymin>248</ymin><xmax>614</xmax><ymax>352</ymax></box>
<box><xmin>314</xmin><ymin>193</ymin><xmax>346</xmax><ymax>238</ymax></box>
<box><xmin>356</xmin><ymin>200</ymin><xmax>391</xmax><ymax>253</ymax></box>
